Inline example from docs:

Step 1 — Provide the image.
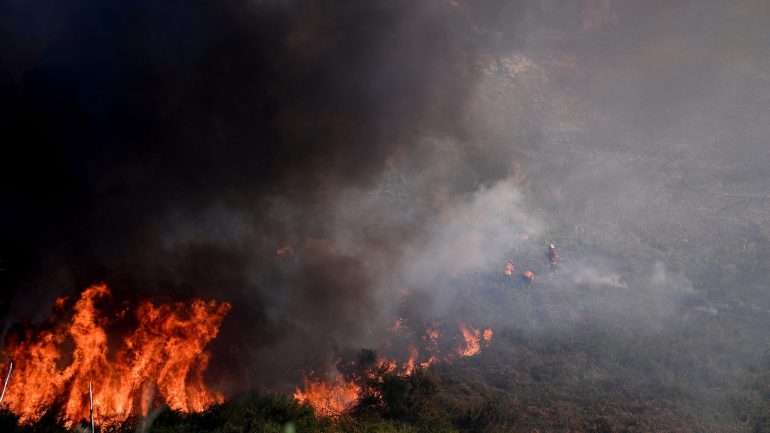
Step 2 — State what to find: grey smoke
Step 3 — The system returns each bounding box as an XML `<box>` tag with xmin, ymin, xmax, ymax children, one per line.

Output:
<box><xmin>2</xmin><ymin>1</ymin><xmax>770</xmax><ymax>411</ymax></box>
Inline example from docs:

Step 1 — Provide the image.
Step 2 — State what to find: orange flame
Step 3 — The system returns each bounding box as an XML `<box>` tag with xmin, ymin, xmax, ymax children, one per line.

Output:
<box><xmin>2</xmin><ymin>283</ymin><xmax>230</xmax><ymax>426</ymax></box>
<box><xmin>294</xmin><ymin>321</ymin><xmax>493</xmax><ymax>416</ymax></box>
<box><xmin>457</xmin><ymin>323</ymin><xmax>493</xmax><ymax>357</ymax></box>
<box><xmin>293</xmin><ymin>375</ymin><xmax>361</xmax><ymax>417</ymax></box>
<box><xmin>419</xmin><ymin>355</ymin><xmax>438</xmax><ymax>369</ymax></box>
<box><xmin>401</xmin><ymin>346</ymin><xmax>418</xmax><ymax>377</ymax></box>
<box><xmin>376</xmin><ymin>358</ymin><xmax>398</xmax><ymax>375</ymax></box>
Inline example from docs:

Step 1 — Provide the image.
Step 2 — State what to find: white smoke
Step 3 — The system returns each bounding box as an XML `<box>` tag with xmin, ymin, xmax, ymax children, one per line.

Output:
<box><xmin>400</xmin><ymin>177</ymin><xmax>543</xmax><ymax>285</ymax></box>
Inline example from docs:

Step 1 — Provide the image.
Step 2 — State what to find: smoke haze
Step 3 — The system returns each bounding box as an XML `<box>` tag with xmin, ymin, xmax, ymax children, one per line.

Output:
<box><xmin>2</xmin><ymin>0</ymin><xmax>770</xmax><ymax>412</ymax></box>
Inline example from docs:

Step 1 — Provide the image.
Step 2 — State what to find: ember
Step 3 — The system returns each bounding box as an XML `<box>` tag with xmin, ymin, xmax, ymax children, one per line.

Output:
<box><xmin>1</xmin><ymin>283</ymin><xmax>230</xmax><ymax>426</ymax></box>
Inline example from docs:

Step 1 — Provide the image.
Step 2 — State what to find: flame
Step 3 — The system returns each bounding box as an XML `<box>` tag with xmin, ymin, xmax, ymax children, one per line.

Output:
<box><xmin>2</xmin><ymin>283</ymin><xmax>230</xmax><ymax>426</ymax></box>
<box><xmin>482</xmin><ymin>328</ymin><xmax>493</xmax><ymax>343</ymax></box>
<box><xmin>457</xmin><ymin>323</ymin><xmax>493</xmax><ymax>357</ymax></box>
<box><xmin>401</xmin><ymin>346</ymin><xmax>418</xmax><ymax>377</ymax></box>
<box><xmin>376</xmin><ymin>358</ymin><xmax>398</xmax><ymax>375</ymax></box>
<box><xmin>419</xmin><ymin>355</ymin><xmax>438</xmax><ymax>369</ymax></box>
<box><xmin>294</xmin><ymin>321</ymin><xmax>493</xmax><ymax>416</ymax></box>
<box><xmin>293</xmin><ymin>375</ymin><xmax>361</xmax><ymax>417</ymax></box>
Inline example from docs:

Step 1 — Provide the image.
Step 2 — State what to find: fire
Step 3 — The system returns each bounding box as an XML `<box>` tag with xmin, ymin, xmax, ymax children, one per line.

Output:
<box><xmin>457</xmin><ymin>323</ymin><xmax>493</xmax><ymax>357</ymax></box>
<box><xmin>1</xmin><ymin>283</ymin><xmax>230</xmax><ymax>426</ymax></box>
<box><xmin>482</xmin><ymin>328</ymin><xmax>493</xmax><ymax>343</ymax></box>
<box><xmin>293</xmin><ymin>375</ymin><xmax>361</xmax><ymax>417</ymax></box>
<box><xmin>401</xmin><ymin>346</ymin><xmax>418</xmax><ymax>377</ymax></box>
<box><xmin>419</xmin><ymin>355</ymin><xmax>438</xmax><ymax>369</ymax></box>
<box><xmin>376</xmin><ymin>358</ymin><xmax>398</xmax><ymax>375</ymax></box>
<box><xmin>294</xmin><ymin>321</ymin><xmax>494</xmax><ymax>416</ymax></box>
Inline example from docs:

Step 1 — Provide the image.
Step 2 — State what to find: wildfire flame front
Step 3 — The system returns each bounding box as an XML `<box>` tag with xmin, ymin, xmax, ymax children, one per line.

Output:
<box><xmin>1</xmin><ymin>283</ymin><xmax>231</xmax><ymax>426</ymax></box>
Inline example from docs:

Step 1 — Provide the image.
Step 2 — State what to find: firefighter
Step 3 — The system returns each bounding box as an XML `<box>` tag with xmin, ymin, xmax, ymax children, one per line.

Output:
<box><xmin>499</xmin><ymin>260</ymin><xmax>517</xmax><ymax>289</ymax></box>
<box><xmin>521</xmin><ymin>270</ymin><xmax>535</xmax><ymax>285</ymax></box>
<box><xmin>547</xmin><ymin>242</ymin><xmax>560</xmax><ymax>269</ymax></box>
<box><xmin>504</xmin><ymin>260</ymin><xmax>516</xmax><ymax>276</ymax></box>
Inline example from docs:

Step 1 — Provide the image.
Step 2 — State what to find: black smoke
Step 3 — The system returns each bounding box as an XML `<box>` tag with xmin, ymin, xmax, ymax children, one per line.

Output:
<box><xmin>0</xmin><ymin>0</ymin><xmax>523</xmax><ymax>392</ymax></box>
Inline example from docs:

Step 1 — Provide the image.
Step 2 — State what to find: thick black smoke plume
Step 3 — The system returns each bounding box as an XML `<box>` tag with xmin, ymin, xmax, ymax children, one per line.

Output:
<box><xmin>0</xmin><ymin>0</ymin><xmax>523</xmax><ymax>392</ymax></box>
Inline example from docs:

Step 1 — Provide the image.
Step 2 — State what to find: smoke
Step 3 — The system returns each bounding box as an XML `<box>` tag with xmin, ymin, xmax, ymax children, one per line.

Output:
<box><xmin>2</xmin><ymin>0</ymin><xmax>770</xmax><ymax>410</ymax></box>
<box><xmin>401</xmin><ymin>177</ymin><xmax>542</xmax><ymax>283</ymax></box>
<box><xmin>0</xmin><ymin>0</ymin><xmax>515</xmax><ymax>392</ymax></box>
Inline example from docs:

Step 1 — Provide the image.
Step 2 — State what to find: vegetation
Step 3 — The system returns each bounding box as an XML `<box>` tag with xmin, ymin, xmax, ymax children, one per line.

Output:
<box><xmin>3</xmin><ymin>335</ymin><xmax>770</xmax><ymax>433</ymax></box>
<box><xmin>5</xmin><ymin>231</ymin><xmax>770</xmax><ymax>432</ymax></box>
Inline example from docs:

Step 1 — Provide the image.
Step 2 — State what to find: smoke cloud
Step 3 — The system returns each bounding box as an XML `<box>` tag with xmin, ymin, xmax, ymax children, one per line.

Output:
<box><xmin>2</xmin><ymin>0</ymin><xmax>770</xmax><ymax>403</ymax></box>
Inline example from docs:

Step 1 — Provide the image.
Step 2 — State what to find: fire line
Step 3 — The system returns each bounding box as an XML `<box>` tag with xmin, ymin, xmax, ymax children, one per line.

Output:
<box><xmin>1</xmin><ymin>283</ymin><xmax>231</xmax><ymax>427</ymax></box>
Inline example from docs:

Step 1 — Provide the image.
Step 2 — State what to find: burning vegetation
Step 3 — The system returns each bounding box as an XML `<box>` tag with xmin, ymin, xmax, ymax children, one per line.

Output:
<box><xmin>456</xmin><ymin>323</ymin><xmax>493</xmax><ymax>358</ymax></box>
<box><xmin>4</xmin><ymin>0</ymin><xmax>770</xmax><ymax>431</ymax></box>
<box><xmin>1</xmin><ymin>282</ymin><xmax>495</xmax><ymax>424</ymax></box>
<box><xmin>293</xmin><ymin>320</ymin><xmax>494</xmax><ymax>417</ymax></box>
<box><xmin>293</xmin><ymin>375</ymin><xmax>361</xmax><ymax>418</ymax></box>
<box><xmin>0</xmin><ymin>284</ymin><xmax>230</xmax><ymax>426</ymax></box>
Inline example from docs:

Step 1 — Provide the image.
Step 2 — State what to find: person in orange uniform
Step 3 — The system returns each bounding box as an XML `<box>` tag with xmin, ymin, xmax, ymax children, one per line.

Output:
<box><xmin>521</xmin><ymin>270</ymin><xmax>535</xmax><ymax>285</ymax></box>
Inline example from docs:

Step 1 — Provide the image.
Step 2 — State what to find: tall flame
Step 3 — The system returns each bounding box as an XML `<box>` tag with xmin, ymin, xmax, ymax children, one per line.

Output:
<box><xmin>1</xmin><ymin>283</ymin><xmax>230</xmax><ymax>426</ymax></box>
<box><xmin>401</xmin><ymin>346</ymin><xmax>418</xmax><ymax>377</ymax></box>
